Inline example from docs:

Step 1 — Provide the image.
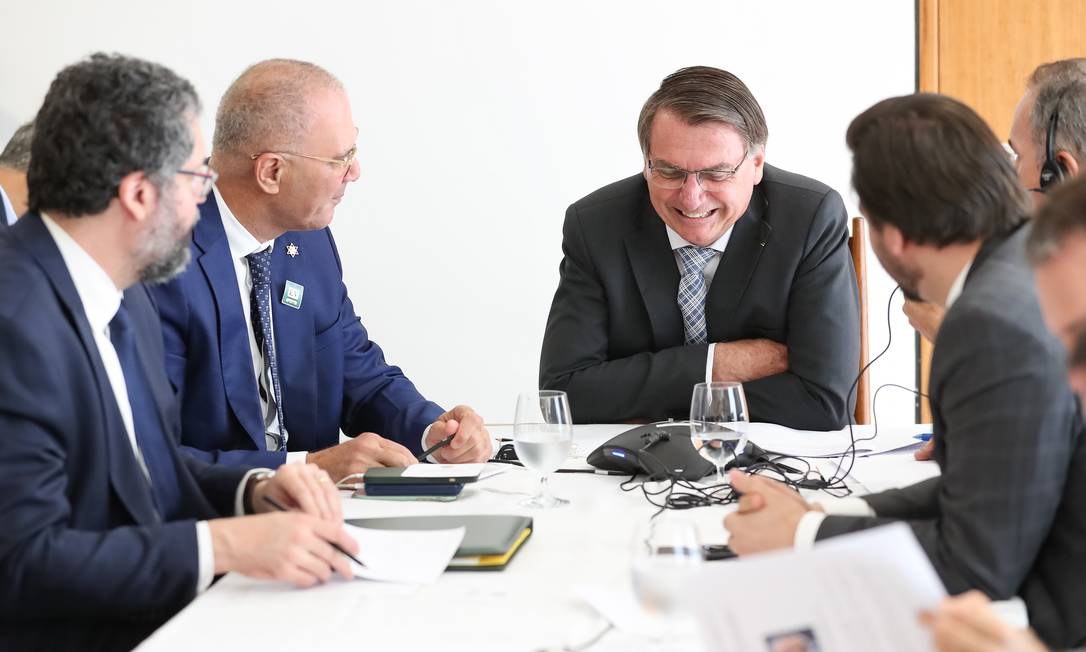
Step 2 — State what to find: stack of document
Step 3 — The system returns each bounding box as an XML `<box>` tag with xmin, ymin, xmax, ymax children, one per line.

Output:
<box><xmin>686</xmin><ymin>523</ymin><xmax>945</xmax><ymax>652</ymax></box>
<box><xmin>344</xmin><ymin>524</ymin><xmax>466</xmax><ymax>584</ymax></box>
<box><xmin>348</xmin><ymin>514</ymin><xmax>533</xmax><ymax>571</ymax></box>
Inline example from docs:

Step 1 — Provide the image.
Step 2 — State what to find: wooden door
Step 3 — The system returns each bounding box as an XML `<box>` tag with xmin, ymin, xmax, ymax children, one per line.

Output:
<box><xmin>915</xmin><ymin>0</ymin><xmax>1086</xmax><ymax>422</ymax></box>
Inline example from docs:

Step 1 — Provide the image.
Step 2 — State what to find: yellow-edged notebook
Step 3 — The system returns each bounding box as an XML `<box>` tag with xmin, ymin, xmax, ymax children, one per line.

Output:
<box><xmin>346</xmin><ymin>514</ymin><xmax>533</xmax><ymax>571</ymax></box>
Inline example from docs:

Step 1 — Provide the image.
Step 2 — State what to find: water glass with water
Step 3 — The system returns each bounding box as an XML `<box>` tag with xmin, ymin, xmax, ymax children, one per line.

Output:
<box><xmin>513</xmin><ymin>390</ymin><xmax>573</xmax><ymax>508</ymax></box>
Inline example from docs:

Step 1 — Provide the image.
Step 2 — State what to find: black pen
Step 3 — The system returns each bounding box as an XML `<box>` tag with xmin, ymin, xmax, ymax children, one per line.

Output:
<box><xmin>261</xmin><ymin>495</ymin><xmax>366</xmax><ymax>568</ymax></box>
<box><xmin>417</xmin><ymin>433</ymin><xmax>456</xmax><ymax>462</ymax></box>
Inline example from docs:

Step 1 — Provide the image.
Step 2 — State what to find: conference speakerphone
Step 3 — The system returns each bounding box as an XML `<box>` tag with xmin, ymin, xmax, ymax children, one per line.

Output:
<box><xmin>586</xmin><ymin>422</ymin><xmax>715</xmax><ymax>480</ymax></box>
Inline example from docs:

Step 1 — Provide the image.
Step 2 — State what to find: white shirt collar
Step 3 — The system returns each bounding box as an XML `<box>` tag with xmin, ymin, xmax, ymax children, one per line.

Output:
<box><xmin>0</xmin><ymin>185</ymin><xmax>16</xmax><ymax>226</ymax></box>
<box><xmin>40</xmin><ymin>212</ymin><xmax>122</xmax><ymax>332</ymax></box>
<box><xmin>944</xmin><ymin>258</ymin><xmax>974</xmax><ymax>310</ymax></box>
<box><xmin>665</xmin><ymin>224</ymin><xmax>733</xmax><ymax>254</ymax></box>
<box><xmin>215</xmin><ymin>187</ymin><xmax>274</xmax><ymax>260</ymax></box>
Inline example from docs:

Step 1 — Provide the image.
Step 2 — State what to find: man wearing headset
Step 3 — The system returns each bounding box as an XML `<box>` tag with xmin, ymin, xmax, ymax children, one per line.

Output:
<box><xmin>906</xmin><ymin>59</ymin><xmax>1086</xmax><ymax>460</ymax></box>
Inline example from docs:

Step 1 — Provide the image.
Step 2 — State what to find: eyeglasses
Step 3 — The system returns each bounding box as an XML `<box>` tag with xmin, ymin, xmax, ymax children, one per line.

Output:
<box><xmin>646</xmin><ymin>151</ymin><xmax>748</xmax><ymax>191</ymax></box>
<box><xmin>250</xmin><ymin>142</ymin><xmax>358</xmax><ymax>181</ymax></box>
<box><xmin>176</xmin><ymin>160</ymin><xmax>219</xmax><ymax>200</ymax></box>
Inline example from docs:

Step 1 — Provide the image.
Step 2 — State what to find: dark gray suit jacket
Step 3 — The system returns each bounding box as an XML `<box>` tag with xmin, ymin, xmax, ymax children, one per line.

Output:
<box><xmin>818</xmin><ymin>225</ymin><xmax>1084</xmax><ymax>649</ymax></box>
<box><xmin>539</xmin><ymin>165</ymin><xmax>860</xmax><ymax>429</ymax></box>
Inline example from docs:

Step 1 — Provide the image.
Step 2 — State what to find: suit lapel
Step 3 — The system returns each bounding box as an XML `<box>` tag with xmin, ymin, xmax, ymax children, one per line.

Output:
<box><xmin>194</xmin><ymin>198</ymin><xmax>267</xmax><ymax>451</ymax></box>
<box><xmin>624</xmin><ymin>203</ymin><xmax>684</xmax><ymax>348</ymax></box>
<box><xmin>269</xmin><ymin>237</ymin><xmax>318</xmax><ymax>442</ymax></box>
<box><xmin>14</xmin><ymin>214</ymin><xmax>160</xmax><ymax>524</ymax></box>
<box><xmin>705</xmin><ymin>188</ymin><xmax>771</xmax><ymax>326</ymax></box>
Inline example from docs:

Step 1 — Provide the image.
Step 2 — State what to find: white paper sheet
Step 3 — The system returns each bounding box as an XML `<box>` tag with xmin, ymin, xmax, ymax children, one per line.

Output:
<box><xmin>345</xmin><ymin>524</ymin><xmax>465</xmax><ymax>584</ymax></box>
<box><xmin>403</xmin><ymin>463</ymin><xmax>485</xmax><ymax>478</ymax></box>
<box><xmin>686</xmin><ymin>523</ymin><xmax>945</xmax><ymax>652</ymax></box>
<box><xmin>746</xmin><ymin>422</ymin><xmax>931</xmax><ymax>459</ymax></box>
<box><xmin>841</xmin><ymin>453</ymin><xmax>941</xmax><ymax>494</ymax></box>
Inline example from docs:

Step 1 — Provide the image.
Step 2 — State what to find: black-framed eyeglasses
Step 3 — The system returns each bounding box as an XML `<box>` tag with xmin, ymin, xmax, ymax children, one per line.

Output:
<box><xmin>176</xmin><ymin>159</ymin><xmax>218</xmax><ymax>200</ymax></box>
<box><xmin>646</xmin><ymin>150</ymin><xmax>748</xmax><ymax>191</ymax></box>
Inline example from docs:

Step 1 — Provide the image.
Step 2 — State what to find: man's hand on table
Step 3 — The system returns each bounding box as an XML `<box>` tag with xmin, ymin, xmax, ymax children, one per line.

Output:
<box><xmin>722</xmin><ymin>470</ymin><xmax>818</xmax><ymax>555</ymax></box>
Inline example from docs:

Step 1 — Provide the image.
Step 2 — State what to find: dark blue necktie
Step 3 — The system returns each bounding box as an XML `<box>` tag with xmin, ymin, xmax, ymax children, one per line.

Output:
<box><xmin>109</xmin><ymin>300</ymin><xmax>183</xmax><ymax>520</ymax></box>
<box><xmin>246</xmin><ymin>248</ymin><xmax>288</xmax><ymax>451</ymax></box>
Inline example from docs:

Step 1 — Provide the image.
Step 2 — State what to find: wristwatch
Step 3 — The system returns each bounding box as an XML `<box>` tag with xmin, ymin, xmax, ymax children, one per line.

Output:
<box><xmin>243</xmin><ymin>469</ymin><xmax>277</xmax><ymax>514</ymax></box>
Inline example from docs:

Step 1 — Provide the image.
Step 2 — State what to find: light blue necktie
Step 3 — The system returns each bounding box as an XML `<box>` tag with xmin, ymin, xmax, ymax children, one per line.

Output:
<box><xmin>246</xmin><ymin>248</ymin><xmax>288</xmax><ymax>451</ymax></box>
<box><xmin>677</xmin><ymin>246</ymin><xmax>720</xmax><ymax>345</ymax></box>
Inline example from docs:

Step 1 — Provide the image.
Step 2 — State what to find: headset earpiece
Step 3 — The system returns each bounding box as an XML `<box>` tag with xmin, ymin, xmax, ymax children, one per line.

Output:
<box><xmin>1039</xmin><ymin>91</ymin><xmax>1069</xmax><ymax>191</ymax></box>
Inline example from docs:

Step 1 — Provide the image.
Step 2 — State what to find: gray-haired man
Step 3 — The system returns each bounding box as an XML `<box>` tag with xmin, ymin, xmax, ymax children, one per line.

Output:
<box><xmin>539</xmin><ymin>65</ymin><xmax>860</xmax><ymax>429</ymax></box>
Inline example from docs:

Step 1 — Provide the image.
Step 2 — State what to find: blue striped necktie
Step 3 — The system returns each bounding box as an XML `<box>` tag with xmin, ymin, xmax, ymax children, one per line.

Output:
<box><xmin>676</xmin><ymin>246</ymin><xmax>720</xmax><ymax>345</ymax></box>
<box><xmin>246</xmin><ymin>248</ymin><xmax>288</xmax><ymax>451</ymax></box>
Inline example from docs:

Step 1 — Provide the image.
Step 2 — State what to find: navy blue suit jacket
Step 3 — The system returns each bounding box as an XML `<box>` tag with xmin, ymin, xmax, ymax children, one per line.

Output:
<box><xmin>150</xmin><ymin>194</ymin><xmax>443</xmax><ymax>468</ymax></box>
<box><xmin>0</xmin><ymin>214</ymin><xmax>250</xmax><ymax>651</ymax></box>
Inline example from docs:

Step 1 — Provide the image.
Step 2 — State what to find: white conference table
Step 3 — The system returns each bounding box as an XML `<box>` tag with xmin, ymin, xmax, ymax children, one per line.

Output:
<box><xmin>137</xmin><ymin>424</ymin><xmax>938</xmax><ymax>652</ymax></box>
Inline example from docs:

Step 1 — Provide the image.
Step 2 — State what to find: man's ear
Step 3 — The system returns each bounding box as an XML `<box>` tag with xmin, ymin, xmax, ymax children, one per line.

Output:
<box><xmin>751</xmin><ymin>146</ymin><xmax>766</xmax><ymax>185</ymax></box>
<box><xmin>252</xmin><ymin>154</ymin><xmax>284</xmax><ymax>195</ymax></box>
<box><xmin>116</xmin><ymin>171</ymin><xmax>157</xmax><ymax>223</ymax></box>
<box><xmin>1057</xmin><ymin>150</ymin><xmax>1080</xmax><ymax>179</ymax></box>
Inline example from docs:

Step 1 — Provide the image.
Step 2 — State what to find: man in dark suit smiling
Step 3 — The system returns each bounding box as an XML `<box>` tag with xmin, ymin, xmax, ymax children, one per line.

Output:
<box><xmin>540</xmin><ymin>66</ymin><xmax>860</xmax><ymax>429</ymax></box>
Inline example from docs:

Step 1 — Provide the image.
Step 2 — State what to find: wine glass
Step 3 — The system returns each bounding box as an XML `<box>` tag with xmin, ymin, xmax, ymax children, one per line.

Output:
<box><xmin>513</xmin><ymin>390</ymin><xmax>573</xmax><ymax>508</ymax></box>
<box><xmin>690</xmin><ymin>381</ymin><xmax>750</xmax><ymax>482</ymax></box>
<box><xmin>631</xmin><ymin>518</ymin><xmax>704</xmax><ymax>616</ymax></box>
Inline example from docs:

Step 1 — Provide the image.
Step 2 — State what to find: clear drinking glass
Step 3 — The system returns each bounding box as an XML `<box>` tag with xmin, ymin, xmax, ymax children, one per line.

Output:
<box><xmin>689</xmin><ymin>381</ymin><xmax>750</xmax><ymax>482</ymax></box>
<box><xmin>631</xmin><ymin>518</ymin><xmax>704</xmax><ymax>616</ymax></box>
<box><xmin>513</xmin><ymin>390</ymin><xmax>573</xmax><ymax>508</ymax></box>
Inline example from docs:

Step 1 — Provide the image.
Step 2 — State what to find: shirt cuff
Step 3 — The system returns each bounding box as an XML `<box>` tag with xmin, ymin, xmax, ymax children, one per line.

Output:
<box><xmin>705</xmin><ymin>343</ymin><xmax>715</xmax><ymax>383</ymax></box>
<box><xmin>821</xmin><ymin>497</ymin><xmax>876</xmax><ymax>517</ymax></box>
<box><xmin>421</xmin><ymin>424</ymin><xmax>435</xmax><ymax>463</ymax></box>
<box><xmin>793</xmin><ymin>511</ymin><xmax>827</xmax><ymax>550</ymax></box>
<box><xmin>285</xmin><ymin>451</ymin><xmax>308</xmax><ymax>465</ymax></box>
<box><xmin>195</xmin><ymin>521</ymin><xmax>215</xmax><ymax>594</ymax></box>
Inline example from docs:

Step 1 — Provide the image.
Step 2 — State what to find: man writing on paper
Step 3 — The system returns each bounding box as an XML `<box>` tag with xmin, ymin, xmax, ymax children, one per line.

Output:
<box><xmin>150</xmin><ymin>59</ymin><xmax>492</xmax><ymax>478</ymax></box>
<box><xmin>539</xmin><ymin>66</ymin><xmax>860</xmax><ymax>429</ymax></box>
<box><xmin>0</xmin><ymin>54</ymin><xmax>359</xmax><ymax>651</ymax></box>
<box><xmin>905</xmin><ymin>61</ymin><xmax>1086</xmax><ymax>457</ymax></box>
<box><xmin>722</xmin><ymin>94</ymin><xmax>1083</xmax><ymax>650</ymax></box>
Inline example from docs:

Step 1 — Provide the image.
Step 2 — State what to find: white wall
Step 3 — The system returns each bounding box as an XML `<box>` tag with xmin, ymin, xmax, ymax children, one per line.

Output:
<box><xmin>0</xmin><ymin>0</ymin><xmax>919</xmax><ymax>424</ymax></box>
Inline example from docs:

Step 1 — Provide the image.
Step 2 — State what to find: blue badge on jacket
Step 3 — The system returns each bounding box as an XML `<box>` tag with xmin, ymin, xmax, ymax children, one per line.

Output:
<box><xmin>281</xmin><ymin>281</ymin><xmax>304</xmax><ymax>309</ymax></box>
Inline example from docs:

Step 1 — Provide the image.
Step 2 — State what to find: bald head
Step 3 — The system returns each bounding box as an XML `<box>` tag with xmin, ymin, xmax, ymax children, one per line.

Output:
<box><xmin>213</xmin><ymin>59</ymin><xmax>344</xmax><ymax>159</ymax></box>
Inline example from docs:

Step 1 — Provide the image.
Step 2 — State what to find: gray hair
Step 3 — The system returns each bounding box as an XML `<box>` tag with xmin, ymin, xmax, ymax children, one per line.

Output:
<box><xmin>1027</xmin><ymin>174</ymin><xmax>1086</xmax><ymax>265</ymax></box>
<box><xmin>1028</xmin><ymin>59</ymin><xmax>1086</xmax><ymax>164</ymax></box>
<box><xmin>637</xmin><ymin>66</ymin><xmax>768</xmax><ymax>157</ymax></box>
<box><xmin>27</xmin><ymin>53</ymin><xmax>200</xmax><ymax>216</ymax></box>
<box><xmin>213</xmin><ymin>59</ymin><xmax>343</xmax><ymax>157</ymax></box>
<box><xmin>0</xmin><ymin>122</ymin><xmax>34</xmax><ymax>171</ymax></box>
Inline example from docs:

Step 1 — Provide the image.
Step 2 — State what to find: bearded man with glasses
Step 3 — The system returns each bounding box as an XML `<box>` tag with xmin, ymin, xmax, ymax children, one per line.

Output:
<box><xmin>150</xmin><ymin>59</ymin><xmax>493</xmax><ymax>480</ymax></box>
<box><xmin>540</xmin><ymin>66</ymin><xmax>860</xmax><ymax>429</ymax></box>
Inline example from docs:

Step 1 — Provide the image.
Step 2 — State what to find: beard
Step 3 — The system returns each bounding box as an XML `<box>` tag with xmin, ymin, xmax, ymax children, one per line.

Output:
<box><xmin>137</xmin><ymin>183</ymin><xmax>197</xmax><ymax>285</ymax></box>
<box><xmin>873</xmin><ymin>248</ymin><xmax>923</xmax><ymax>301</ymax></box>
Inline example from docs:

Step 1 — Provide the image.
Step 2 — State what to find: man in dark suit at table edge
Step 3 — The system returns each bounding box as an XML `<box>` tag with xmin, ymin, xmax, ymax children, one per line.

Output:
<box><xmin>724</xmin><ymin>94</ymin><xmax>1083</xmax><ymax>650</ymax></box>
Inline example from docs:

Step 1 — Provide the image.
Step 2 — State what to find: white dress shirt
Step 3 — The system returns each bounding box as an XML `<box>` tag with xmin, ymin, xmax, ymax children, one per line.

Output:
<box><xmin>792</xmin><ymin>256</ymin><xmax>975</xmax><ymax>549</ymax></box>
<box><xmin>1</xmin><ymin>185</ymin><xmax>17</xmax><ymax>226</ymax></box>
<box><xmin>40</xmin><ymin>213</ymin><xmax>262</xmax><ymax>593</ymax></box>
<box><xmin>665</xmin><ymin>224</ymin><xmax>734</xmax><ymax>383</ymax></box>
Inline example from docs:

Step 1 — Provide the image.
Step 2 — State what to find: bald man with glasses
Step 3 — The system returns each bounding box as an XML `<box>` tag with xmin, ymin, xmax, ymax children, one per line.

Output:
<box><xmin>150</xmin><ymin>59</ymin><xmax>493</xmax><ymax>481</ymax></box>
